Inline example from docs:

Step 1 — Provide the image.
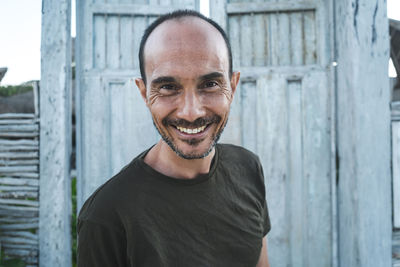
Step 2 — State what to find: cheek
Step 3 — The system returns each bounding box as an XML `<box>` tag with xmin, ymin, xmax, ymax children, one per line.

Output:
<box><xmin>201</xmin><ymin>93</ymin><xmax>232</xmax><ymax>114</ymax></box>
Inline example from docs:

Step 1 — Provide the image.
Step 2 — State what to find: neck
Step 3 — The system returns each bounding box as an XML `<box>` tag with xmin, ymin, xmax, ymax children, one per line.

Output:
<box><xmin>144</xmin><ymin>140</ymin><xmax>215</xmax><ymax>179</ymax></box>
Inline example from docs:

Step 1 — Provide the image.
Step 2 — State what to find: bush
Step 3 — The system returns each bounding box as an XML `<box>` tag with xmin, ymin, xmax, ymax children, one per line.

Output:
<box><xmin>0</xmin><ymin>85</ymin><xmax>32</xmax><ymax>97</ymax></box>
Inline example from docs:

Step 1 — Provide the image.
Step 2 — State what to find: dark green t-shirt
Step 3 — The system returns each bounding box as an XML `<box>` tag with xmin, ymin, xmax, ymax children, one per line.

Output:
<box><xmin>77</xmin><ymin>144</ymin><xmax>271</xmax><ymax>267</ymax></box>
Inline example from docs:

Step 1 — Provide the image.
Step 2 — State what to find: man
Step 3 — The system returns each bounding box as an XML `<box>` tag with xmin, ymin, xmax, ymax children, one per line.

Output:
<box><xmin>77</xmin><ymin>10</ymin><xmax>271</xmax><ymax>267</ymax></box>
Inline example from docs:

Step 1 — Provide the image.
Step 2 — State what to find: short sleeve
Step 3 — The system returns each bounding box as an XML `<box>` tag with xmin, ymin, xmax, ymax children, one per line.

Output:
<box><xmin>262</xmin><ymin>199</ymin><xmax>271</xmax><ymax>236</ymax></box>
<box><xmin>256</xmin><ymin>156</ymin><xmax>271</xmax><ymax>236</ymax></box>
<box><xmin>77</xmin><ymin>219</ymin><xmax>128</xmax><ymax>267</ymax></box>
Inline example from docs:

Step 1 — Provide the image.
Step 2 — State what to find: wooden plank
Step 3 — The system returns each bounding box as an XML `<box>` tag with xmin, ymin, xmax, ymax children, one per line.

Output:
<box><xmin>0</xmin><ymin>139</ymin><xmax>38</xmax><ymax>146</ymax></box>
<box><xmin>0</xmin><ymin>146</ymin><xmax>39</xmax><ymax>152</ymax></box>
<box><xmin>0</xmin><ymin>119</ymin><xmax>39</xmax><ymax>125</ymax></box>
<box><xmin>0</xmin><ymin>166</ymin><xmax>38</xmax><ymax>173</ymax></box>
<box><xmin>228</xmin><ymin>15</ymin><xmax>241</xmax><ymax>70</ymax></box>
<box><xmin>1</xmin><ymin>231</ymin><xmax>38</xmax><ymax>240</ymax></box>
<box><xmin>93</xmin><ymin>14</ymin><xmax>106</xmax><ymax>69</ymax></box>
<box><xmin>287</xmin><ymin>79</ymin><xmax>305</xmax><ymax>267</ymax></box>
<box><xmin>269</xmin><ymin>13</ymin><xmax>279</xmax><ymax>65</ymax></box>
<box><xmin>240</xmin><ymin>81</ymin><xmax>257</xmax><ymax>152</ymax></box>
<box><xmin>0</xmin><ymin>222</ymin><xmax>39</xmax><ymax>231</ymax></box>
<box><xmin>3</xmin><ymin>248</ymin><xmax>38</xmax><ymax>257</ymax></box>
<box><xmin>0</xmin><ymin>132</ymin><xmax>39</xmax><ymax>138</ymax></box>
<box><xmin>0</xmin><ymin>177</ymin><xmax>39</xmax><ymax>187</ymax></box>
<box><xmin>7</xmin><ymin>172</ymin><xmax>39</xmax><ymax>178</ymax></box>
<box><xmin>219</xmin><ymin>80</ymin><xmax>242</xmax><ymax>145</ymax></box>
<box><xmin>91</xmin><ymin>3</ymin><xmax>195</xmax><ymax>16</ymax></box>
<box><xmin>0</xmin><ymin>159</ymin><xmax>39</xmax><ymax>165</ymax></box>
<box><xmin>210</xmin><ymin>0</ymin><xmax>227</xmax><ymax>31</ymax></box>
<box><xmin>336</xmin><ymin>0</ymin><xmax>391</xmax><ymax>265</ymax></box>
<box><xmin>0</xmin><ymin>237</ymin><xmax>38</xmax><ymax>246</ymax></box>
<box><xmin>290</xmin><ymin>12</ymin><xmax>303</xmax><ymax>65</ymax></box>
<box><xmin>240</xmin><ymin>15</ymin><xmax>252</xmax><ymax>67</ymax></box>
<box><xmin>40</xmin><ymin>0</ymin><xmax>72</xmax><ymax>266</ymax></box>
<box><xmin>0</xmin><ymin>217</ymin><xmax>38</xmax><ymax>224</ymax></box>
<box><xmin>0</xmin><ymin>205</ymin><xmax>38</xmax><ymax>212</ymax></box>
<box><xmin>159</xmin><ymin>0</ymin><xmax>170</xmax><ymax>5</ymax></box>
<box><xmin>132</xmin><ymin>15</ymin><xmax>147</xmax><ymax>69</ymax></box>
<box><xmin>33</xmin><ymin>81</ymin><xmax>39</xmax><ymax>116</ymax></box>
<box><xmin>303</xmin><ymin>11</ymin><xmax>316</xmax><ymax>64</ymax></box>
<box><xmin>0</xmin><ymin>114</ymin><xmax>35</xmax><ymax>119</ymax></box>
<box><xmin>0</xmin><ymin>199</ymin><xmax>38</xmax><ymax>207</ymax></box>
<box><xmin>0</xmin><ymin>125</ymin><xmax>39</xmax><ymax>132</ymax></box>
<box><xmin>0</xmin><ymin>152</ymin><xmax>39</xmax><ymax>159</ymax></box>
<box><xmin>2</xmin><ymin>243</ymin><xmax>38</xmax><ymax>250</ymax></box>
<box><xmin>227</xmin><ymin>2</ymin><xmax>316</xmax><ymax>14</ymax></box>
<box><xmin>253</xmin><ymin>14</ymin><xmax>266</xmax><ymax>66</ymax></box>
<box><xmin>120</xmin><ymin>15</ymin><xmax>133</xmax><ymax>69</ymax></box>
<box><xmin>302</xmin><ymin>71</ymin><xmax>331</xmax><ymax>267</ymax></box>
<box><xmin>278</xmin><ymin>12</ymin><xmax>290</xmax><ymax>65</ymax></box>
<box><xmin>106</xmin><ymin>15</ymin><xmax>120</xmax><ymax>69</ymax></box>
<box><xmin>0</xmin><ymin>209</ymin><xmax>38</xmax><ymax>218</ymax></box>
<box><xmin>0</xmin><ymin>186</ymin><xmax>38</xmax><ymax>192</ymax></box>
<box><xmin>0</xmin><ymin>191</ymin><xmax>38</xmax><ymax>199</ymax></box>
<box><xmin>256</xmin><ymin>74</ymin><xmax>290</xmax><ymax>267</ymax></box>
<box><xmin>393</xmin><ymin>121</ymin><xmax>400</xmax><ymax>228</ymax></box>
<box><xmin>78</xmin><ymin>76</ymin><xmax>110</xmax><ymax>209</ymax></box>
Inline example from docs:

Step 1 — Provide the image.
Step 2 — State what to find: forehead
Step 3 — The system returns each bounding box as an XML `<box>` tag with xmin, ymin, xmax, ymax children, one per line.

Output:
<box><xmin>143</xmin><ymin>17</ymin><xmax>229</xmax><ymax>80</ymax></box>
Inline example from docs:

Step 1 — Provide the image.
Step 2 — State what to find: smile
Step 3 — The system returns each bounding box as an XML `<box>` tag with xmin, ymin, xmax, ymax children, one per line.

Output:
<box><xmin>175</xmin><ymin>125</ymin><xmax>206</xmax><ymax>134</ymax></box>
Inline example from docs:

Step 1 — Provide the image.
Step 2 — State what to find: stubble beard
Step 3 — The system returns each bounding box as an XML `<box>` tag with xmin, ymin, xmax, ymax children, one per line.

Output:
<box><xmin>152</xmin><ymin>115</ymin><xmax>228</xmax><ymax>160</ymax></box>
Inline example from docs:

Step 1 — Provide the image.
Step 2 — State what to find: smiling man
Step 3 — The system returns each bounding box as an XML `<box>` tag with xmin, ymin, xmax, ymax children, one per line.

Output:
<box><xmin>77</xmin><ymin>10</ymin><xmax>271</xmax><ymax>267</ymax></box>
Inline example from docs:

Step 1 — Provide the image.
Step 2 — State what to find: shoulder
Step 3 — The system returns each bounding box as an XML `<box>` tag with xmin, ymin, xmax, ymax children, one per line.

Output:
<box><xmin>217</xmin><ymin>143</ymin><xmax>261</xmax><ymax>167</ymax></box>
<box><xmin>216</xmin><ymin>143</ymin><xmax>265</xmax><ymax>188</ymax></box>
<box><xmin>78</xmin><ymin>155</ymin><xmax>144</xmax><ymax>227</ymax></box>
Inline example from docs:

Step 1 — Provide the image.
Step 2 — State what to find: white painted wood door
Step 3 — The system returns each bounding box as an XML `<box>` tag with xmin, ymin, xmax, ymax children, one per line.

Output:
<box><xmin>76</xmin><ymin>0</ymin><xmax>199</xmax><ymax>209</ymax></box>
<box><xmin>211</xmin><ymin>1</ymin><xmax>334</xmax><ymax>266</ymax></box>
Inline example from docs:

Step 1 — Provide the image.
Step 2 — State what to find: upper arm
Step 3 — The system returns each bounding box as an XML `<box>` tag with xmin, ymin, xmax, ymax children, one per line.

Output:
<box><xmin>256</xmin><ymin>236</ymin><xmax>270</xmax><ymax>267</ymax></box>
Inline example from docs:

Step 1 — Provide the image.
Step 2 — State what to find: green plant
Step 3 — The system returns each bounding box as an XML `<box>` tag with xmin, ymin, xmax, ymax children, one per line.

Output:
<box><xmin>0</xmin><ymin>251</ymin><xmax>25</xmax><ymax>267</ymax></box>
<box><xmin>0</xmin><ymin>85</ymin><xmax>32</xmax><ymax>97</ymax></box>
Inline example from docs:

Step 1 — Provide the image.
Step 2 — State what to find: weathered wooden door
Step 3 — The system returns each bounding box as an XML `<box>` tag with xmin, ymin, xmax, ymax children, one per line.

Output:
<box><xmin>210</xmin><ymin>1</ymin><xmax>334</xmax><ymax>266</ymax></box>
<box><xmin>76</xmin><ymin>0</ymin><xmax>199</xmax><ymax>209</ymax></box>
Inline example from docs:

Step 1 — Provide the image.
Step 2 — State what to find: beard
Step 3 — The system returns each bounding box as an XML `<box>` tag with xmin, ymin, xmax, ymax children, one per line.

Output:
<box><xmin>152</xmin><ymin>115</ymin><xmax>228</xmax><ymax>160</ymax></box>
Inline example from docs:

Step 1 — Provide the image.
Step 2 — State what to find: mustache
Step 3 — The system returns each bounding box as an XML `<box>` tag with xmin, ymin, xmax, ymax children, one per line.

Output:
<box><xmin>162</xmin><ymin>115</ymin><xmax>221</xmax><ymax>128</ymax></box>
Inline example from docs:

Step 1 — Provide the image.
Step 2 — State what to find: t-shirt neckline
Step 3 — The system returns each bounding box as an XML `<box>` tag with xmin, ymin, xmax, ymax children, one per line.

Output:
<box><xmin>137</xmin><ymin>144</ymin><xmax>219</xmax><ymax>186</ymax></box>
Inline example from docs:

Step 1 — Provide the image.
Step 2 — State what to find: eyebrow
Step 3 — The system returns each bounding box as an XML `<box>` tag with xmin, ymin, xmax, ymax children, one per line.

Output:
<box><xmin>198</xmin><ymin>72</ymin><xmax>224</xmax><ymax>81</ymax></box>
<box><xmin>150</xmin><ymin>76</ymin><xmax>178</xmax><ymax>86</ymax></box>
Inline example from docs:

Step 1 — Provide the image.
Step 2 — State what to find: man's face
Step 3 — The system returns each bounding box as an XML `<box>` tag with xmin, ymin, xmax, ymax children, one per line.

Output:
<box><xmin>136</xmin><ymin>17</ymin><xmax>240</xmax><ymax>159</ymax></box>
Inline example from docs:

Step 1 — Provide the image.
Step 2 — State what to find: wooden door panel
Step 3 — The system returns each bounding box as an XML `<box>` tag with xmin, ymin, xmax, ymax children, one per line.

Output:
<box><xmin>221</xmin><ymin>69</ymin><xmax>332</xmax><ymax>267</ymax></box>
<box><xmin>77</xmin><ymin>0</ymin><xmax>199</xmax><ymax>207</ymax></box>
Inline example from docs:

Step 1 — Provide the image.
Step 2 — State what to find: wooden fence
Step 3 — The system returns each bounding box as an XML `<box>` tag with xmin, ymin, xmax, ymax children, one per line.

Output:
<box><xmin>393</xmin><ymin>101</ymin><xmax>400</xmax><ymax>267</ymax></box>
<box><xmin>0</xmin><ymin>84</ymin><xmax>40</xmax><ymax>266</ymax></box>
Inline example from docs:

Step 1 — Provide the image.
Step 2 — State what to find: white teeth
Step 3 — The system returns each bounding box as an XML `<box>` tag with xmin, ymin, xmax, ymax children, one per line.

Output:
<box><xmin>176</xmin><ymin>125</ymin><xmax>206</xmax><ymax>134</ymax></box>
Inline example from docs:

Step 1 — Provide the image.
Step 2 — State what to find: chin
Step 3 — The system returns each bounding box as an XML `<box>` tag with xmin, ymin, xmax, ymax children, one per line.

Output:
<box><xmin>164</xmin><ymin>136</ymin><xmax>218</xmax><ymax>160</ymax></box>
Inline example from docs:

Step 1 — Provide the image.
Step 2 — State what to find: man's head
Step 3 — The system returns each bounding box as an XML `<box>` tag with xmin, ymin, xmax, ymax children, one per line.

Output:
<box><xmin>135</xmin><ymin>10</ymin><xmax>240</xmax><ymax>160</ymax></box>
<box><xmin>138</xmin><ymin>10</ymin><xmax>232</xmax><ymax>85</ymax></box>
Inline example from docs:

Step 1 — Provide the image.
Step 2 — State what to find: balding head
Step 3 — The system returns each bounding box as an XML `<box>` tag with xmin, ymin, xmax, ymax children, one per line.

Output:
<box><xmin>138</xmin><ymin>10</ymin><xmax>232</xmax><ymax>85</ymax></box>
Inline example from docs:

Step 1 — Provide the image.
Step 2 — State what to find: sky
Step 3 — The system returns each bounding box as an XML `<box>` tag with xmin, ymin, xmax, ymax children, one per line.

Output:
<box><xmin>0</xmin><ymin>0</ymin><xmax>398</xmax><ymax>85</ymax></box>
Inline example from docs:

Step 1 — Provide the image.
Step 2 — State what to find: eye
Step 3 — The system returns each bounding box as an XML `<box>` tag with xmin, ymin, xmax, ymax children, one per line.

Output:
<box><xmin>160</xmin><ymin>84</ymin><xmax>177</xmax><ymax>91</ymax></box>
<box><xmin>203</xmin><ymin>81</ymin><xmax>219</xmax><ymax>89</ymax></box>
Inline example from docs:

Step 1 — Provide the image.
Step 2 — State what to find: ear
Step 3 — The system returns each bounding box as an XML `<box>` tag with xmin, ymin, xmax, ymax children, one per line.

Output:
<box><xmin>135</xmin><ymin>78</ymin><xmax>148</xmax><ymax>105</ymax></box>
<box><xmin>230</xmin><ymin>71</ymin><xmax>240</xmax><ymax>101</ymax></box>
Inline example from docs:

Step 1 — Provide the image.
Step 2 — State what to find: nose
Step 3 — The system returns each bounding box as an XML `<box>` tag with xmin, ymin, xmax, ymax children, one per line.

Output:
<box><xmin>176</xmin><ymin>89</ymin><xmax>206</xmax><ymax>122</ymax></box>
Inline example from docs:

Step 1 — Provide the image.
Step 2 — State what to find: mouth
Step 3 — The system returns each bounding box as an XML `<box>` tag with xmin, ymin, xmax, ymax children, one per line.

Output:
<box><xmin>175</xmin><ymin>125</ymin><xmax>207</xmax><ymax>135</ymax></box>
